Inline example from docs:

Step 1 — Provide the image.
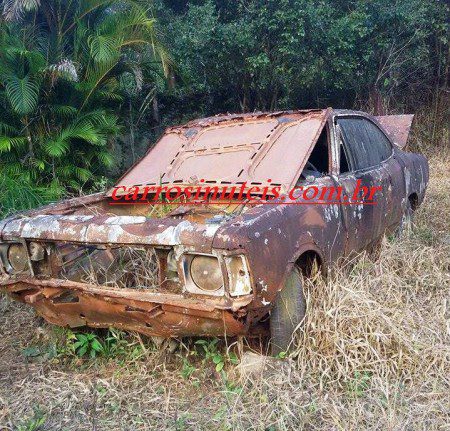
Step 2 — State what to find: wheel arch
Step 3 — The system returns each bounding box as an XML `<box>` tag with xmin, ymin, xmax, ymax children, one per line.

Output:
<box><xmin>295</xmin><ymin>249</ymin><xmax>323</xmax><ymax>278</ymax></box>
<box><xmin>268</xmin><ymin>242</ymin><xmax>326</xmax><ymax>306</ymax></box>
<box><xmin>408</xmin><ymin>192</ymin><xmax>419</xmax><ymax>211</ymax></box>
<box><xmin>290</xmin><ymin>242</ymin><xmax>326</xmax><ymax>278</ymax></box>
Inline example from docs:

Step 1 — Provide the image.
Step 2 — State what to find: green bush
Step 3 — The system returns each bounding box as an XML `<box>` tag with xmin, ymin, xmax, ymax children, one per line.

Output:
<box><xmin>0</xmin><ymin>0</ymin><xmax>170</xmax><ymax>194</ymax></box>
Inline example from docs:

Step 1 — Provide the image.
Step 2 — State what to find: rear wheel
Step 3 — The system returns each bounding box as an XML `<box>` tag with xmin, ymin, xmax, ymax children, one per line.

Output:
<box><xmin>270</xmin><ymin>266</ymin><xmax>306</xmax><ymax>356</ymax></box>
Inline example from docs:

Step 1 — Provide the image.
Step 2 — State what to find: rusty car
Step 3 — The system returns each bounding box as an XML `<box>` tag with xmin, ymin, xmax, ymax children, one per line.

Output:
<box><xmin>0</xmin><ymin>108</ymin><xmax>429</xmax><ymax>353</ymax></box>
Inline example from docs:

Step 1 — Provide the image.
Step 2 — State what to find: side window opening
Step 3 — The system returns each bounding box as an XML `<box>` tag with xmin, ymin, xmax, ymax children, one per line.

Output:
<box><xmin>364</xmin><ymin>120</ymin><xmax>393</xmax><ymax>161</ymax></box>
<box><xmin>337</xmin><ymin>117</ymin><xmax>392</xmax><ymax>171</ymax></box>
<box><xmin>299</xmin><ymin>127</ymin><xmax>329</xmax><ymax>182</ymax></box>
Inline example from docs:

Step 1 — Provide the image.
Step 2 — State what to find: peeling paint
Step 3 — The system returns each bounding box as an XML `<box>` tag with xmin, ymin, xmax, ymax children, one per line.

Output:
<box><xmin>155</xmin><ymin>220</ymin><xmax>194</xmax><ymax>245</ymax></box>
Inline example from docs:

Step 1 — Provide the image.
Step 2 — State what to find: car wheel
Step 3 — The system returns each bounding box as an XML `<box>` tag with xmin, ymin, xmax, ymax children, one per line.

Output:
<box><xmin>270</xmin><ymin>266</ymin><xmax>306</xmax><ymax>356</ymax></box>
<box><xmin>396</xmin><ymin>198</ymin><xmax>414</xmax><ymax>238</ymax></box>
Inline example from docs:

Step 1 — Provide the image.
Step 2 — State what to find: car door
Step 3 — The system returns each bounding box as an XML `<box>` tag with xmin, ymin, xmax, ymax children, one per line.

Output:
<box><xmin>362</xmin><ymin>118</ymin><xmax>404</xmax><ymax>230</ymax></box>
<box><xmin>334</xmin><ymin>116</ymin><xmax>388</xmax><ymax>253</ymax></box>
<box><xmin>293</xmin><ymin>124</ymin><xmax>348</xmax><ymax>262</ymax></box>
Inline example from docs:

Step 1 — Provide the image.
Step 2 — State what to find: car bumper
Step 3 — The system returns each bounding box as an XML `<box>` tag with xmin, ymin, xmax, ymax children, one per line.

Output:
<box><xmin>1</xmin><ymin>277</ymin><xmax>253</xmax><ymax>337</ymax></box>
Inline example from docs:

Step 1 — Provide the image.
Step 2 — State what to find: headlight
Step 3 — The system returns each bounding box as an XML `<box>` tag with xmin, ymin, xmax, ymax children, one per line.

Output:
<box><xmin>190</xmin><ymin>255</ymin><xmax>223</xmax><ymax>292</ymax></box>
<box><xmin>7</xmin><ymin>244</ymin><xmax>28</xmax><ymax>273</ymax></box>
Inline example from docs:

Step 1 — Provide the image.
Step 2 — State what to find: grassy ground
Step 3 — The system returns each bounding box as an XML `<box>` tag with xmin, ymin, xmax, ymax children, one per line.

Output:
<box><xmin>0</xmin><ymin>157</ymin><xmax>449</xmax><ymax>431</ymax></box>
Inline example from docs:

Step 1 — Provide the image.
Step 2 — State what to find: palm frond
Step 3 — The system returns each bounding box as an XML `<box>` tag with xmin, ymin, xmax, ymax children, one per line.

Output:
<box><xmin>5</xmin><ymin>75</ymin><xmax>40</xmax><ymax>115</ymax></box>
<box><xmin>0</xmin><ymin>174</ymin><xmax>63</xmax><ymax>218</ymax></box>
<box><xmin>95</xmin><ymin>89</ymin><xmax>124</xmax><ymax>102</ymax></box>
<box><xmin>84</xmin><ymin>110</ymin><xmax>121</xmax><ymax>134</ymax></box>
<box><xmin>2</xmin><ymin>45</ymin><xmax>46</xmax><ymax>73</ymax></box>
<box><xmin>0</xmin><ymin>121</ymin><xmax>19</xmax><ymax>135</ymax></box>
<box><xmin>0</xmin><ymin>135</ymin><xmax>27</xmax><ymax>152</ymax></box>
<box><xmin>79</xmin><ymin>59</ymin><xmax>118</xmax><ymax>109</ymax></box>
<box><xmin>88</xmin><ymin>34</ymin><xmax>120</xmax><ymax>63</ymax></box>
<box><xmin>0</xmin><ymin>161</ymin><xmax>28</xmax><ymax>177</ymax></box>
<box><xmin>75</xmin><ymin>0</ymin><xmax>114</xmax><ymax>21</ymax></box>
<box><xmin>2</xmin><ymin>0</ymin><xmax>40</xmax><ymax>22</ymax></box>
<box><xmin>42</xmin><ymin>136</ymin><xmax>70</xmax><ymax>157</ymax></box>
<box><xmin>29</xmin><ymin>157</ymin><xmax>45</xmax><ymax>170</ymax></box>
<box><xmin>48</xmin><ymin>104</ymin><xmax>78</xmax><ymax>118</ymax></box>
<box><xmin>55</xmin><ymin>164</ymin><xmax>92</xmax><ymax>182</ymax></box>
<box><xmin>74</xmin><ymin>166</ymin><xmax>93</xmax><ymax>182</ymax></box>
<box><xmin>96</xmin><ymin>149</ymin><xmax>114</xmax><ymax>167</ymax></box>
<box><xmin>43</xmin><ymin>116</ymin><xmax>108</xmax><ymax>158</ymax></box>
<box><xmin>68</xmin><ymin>121</ymin><xmax>106</xmax><ymax>145</ymax></box>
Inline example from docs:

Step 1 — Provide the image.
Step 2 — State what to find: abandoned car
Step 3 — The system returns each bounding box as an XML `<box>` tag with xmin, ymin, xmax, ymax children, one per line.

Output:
<box><xmin>0</xmin><ymin>109</ymin><xmax>428</xmax><ymax>353</ymax></box>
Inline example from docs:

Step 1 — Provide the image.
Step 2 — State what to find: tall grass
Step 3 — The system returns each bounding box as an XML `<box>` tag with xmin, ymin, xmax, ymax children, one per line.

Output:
<box><xmin>0</xmin><ymin>176</ymin><xmax>64</xmax><ymax>218</ymax></box>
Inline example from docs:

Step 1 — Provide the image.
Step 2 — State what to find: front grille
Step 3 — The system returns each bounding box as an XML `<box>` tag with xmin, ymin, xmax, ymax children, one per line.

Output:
<box><xmin>80</xmin><ymin>247</ymin><xmax>159</xmax><ymax>290</ymax></box>
<box><xmin>56</xmin><ymin>244</ymin><xmax>180</xmax><ymax>293</ymax></box>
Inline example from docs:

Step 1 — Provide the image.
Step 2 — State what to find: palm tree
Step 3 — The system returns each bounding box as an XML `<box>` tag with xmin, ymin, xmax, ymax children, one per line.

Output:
<box><xmin>0</xmin><ymin>0</ymin><xmax>171</xmax><ymax>194</ymax></box>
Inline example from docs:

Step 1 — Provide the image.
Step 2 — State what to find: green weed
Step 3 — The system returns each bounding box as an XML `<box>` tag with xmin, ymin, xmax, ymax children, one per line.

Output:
<box><xmin>16</xmin><ymin>408</ymin><xmax>46</xmax><ymax>431</ymax></box>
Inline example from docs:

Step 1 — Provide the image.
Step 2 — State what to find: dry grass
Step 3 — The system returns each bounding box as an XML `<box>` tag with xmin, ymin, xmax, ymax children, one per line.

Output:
<box><xmin>295</xmin><ymin>226</ymin><xmax>450</xmax><ymax>387</ymax></box>
<box><xmin>79</xmin><ymin>247</ymin><xmax>160</xmax><ymax>290</ymax></box>
<box><xmin>0</xmin><ymin>157</ymin><xmax>449</xmax><ymax>430</ymax></box>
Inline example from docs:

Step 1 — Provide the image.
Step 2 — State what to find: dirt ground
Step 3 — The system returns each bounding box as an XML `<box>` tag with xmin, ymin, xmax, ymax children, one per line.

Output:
<box><xmin>0</xmin><ymin>158</ymin><xmax>449</xmax><ymax>431</ymax></box>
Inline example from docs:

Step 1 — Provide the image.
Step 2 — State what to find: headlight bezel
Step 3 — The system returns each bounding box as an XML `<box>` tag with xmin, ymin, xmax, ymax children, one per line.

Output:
<box><xmin>0</xmin><ymin>243</ymin><xmax>10</xmax><ymax>274</ymax></box>
<box><xmin>224</xmin><ymin>255</ymin><xmax>252</xmax><ymax>297</ymax></box>
<box><xmin>181</xmin><ymin>251</ymin><xmax>253</xmax><ymax>297</ymax></box>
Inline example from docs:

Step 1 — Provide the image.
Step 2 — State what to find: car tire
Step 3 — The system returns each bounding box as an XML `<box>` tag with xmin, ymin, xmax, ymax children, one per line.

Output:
<box><xmin>270</xmin><ymin>266</ymin><xmax>306</xmax><ymax>356</ymax></box>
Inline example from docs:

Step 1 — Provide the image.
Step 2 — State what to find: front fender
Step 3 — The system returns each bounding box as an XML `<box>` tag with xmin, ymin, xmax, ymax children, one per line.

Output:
<box><xmin>213</xmin><ymin>202</ymin><xmax>334</xmax><ymax>309</ymax></box>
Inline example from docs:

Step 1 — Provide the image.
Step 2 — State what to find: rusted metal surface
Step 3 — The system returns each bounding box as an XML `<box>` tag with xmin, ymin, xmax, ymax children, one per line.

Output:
<box><xmin>4</xmin><ymin>277</ymin><xmax>253</xmax><ymax>336</ymax></box>
<box><xmin>375</xmin><ymin>114</ymin><xmax>414</xmax><ymax>149</ymax></box>
<box><xmin>0</xmin><ymin>109</ymin><xmax>429</xmax><ymax>339</ymax></box>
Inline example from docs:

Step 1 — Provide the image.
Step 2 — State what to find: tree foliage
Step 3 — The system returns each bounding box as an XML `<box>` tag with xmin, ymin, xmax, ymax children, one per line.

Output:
<box><xmin>155</xmin><ymin>0</ymin><xmax>448</xmax><ymax>118</ymax></box>
<box><xmin>0</xmin><ymin>0</ymin><xmax>170</xmax><ymax>199</ymax></box>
